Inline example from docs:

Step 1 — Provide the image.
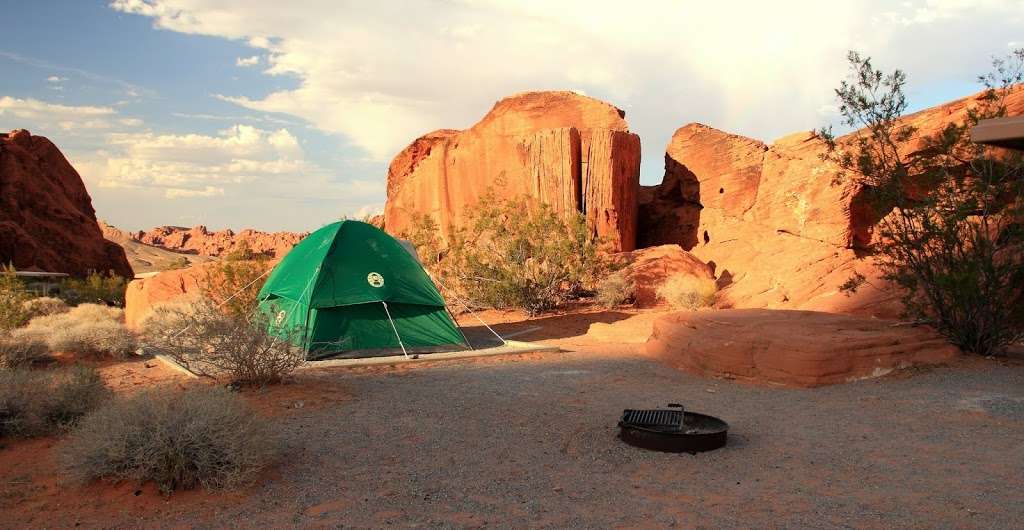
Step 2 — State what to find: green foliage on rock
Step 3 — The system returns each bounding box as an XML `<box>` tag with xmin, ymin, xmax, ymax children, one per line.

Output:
<box><xmin>402</xmin><ymin>193</ymin><xmax>612</xmax><ymax>315</ymax></box>
<box><xmin>820</xmin><ymin>49</ymin><xmax>1024</xmax><ymax>355</ymax></box>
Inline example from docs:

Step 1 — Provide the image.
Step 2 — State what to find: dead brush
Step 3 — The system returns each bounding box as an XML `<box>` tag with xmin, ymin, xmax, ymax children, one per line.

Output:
<box><xmin>141</xmin><ymin>299</ymin><xmax>304</xmax><ymax>386</ymax></box>
<box><xmin>0</xmin><ymin>366</ymin><xmax>110</xmax><ymax>437</ymax></box>
<box><xmin>60</xmin><ymin>386</ymin><xmax>281</xmax><ymax>494</ymax></box>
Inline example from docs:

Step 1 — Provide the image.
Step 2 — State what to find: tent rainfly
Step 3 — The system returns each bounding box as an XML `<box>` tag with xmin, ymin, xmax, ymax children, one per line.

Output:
<box><xmin>257</xmin><ymin>220</ymin><xmax>468</xmax><ymax>359</ymax></box>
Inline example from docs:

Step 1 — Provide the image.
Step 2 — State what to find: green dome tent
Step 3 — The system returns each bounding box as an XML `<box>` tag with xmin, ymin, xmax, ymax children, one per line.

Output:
<box><xmin>257</xmin><ymin>220</ymin><xmax>468</xmax><ymax>359</ymax></box>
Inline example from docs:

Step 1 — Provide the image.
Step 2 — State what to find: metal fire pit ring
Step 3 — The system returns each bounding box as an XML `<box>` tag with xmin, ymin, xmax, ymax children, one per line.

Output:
<box><xmin>618</xmin><ymin>403</ymin><xmax>729</xmax><ymax>453</ymax></box>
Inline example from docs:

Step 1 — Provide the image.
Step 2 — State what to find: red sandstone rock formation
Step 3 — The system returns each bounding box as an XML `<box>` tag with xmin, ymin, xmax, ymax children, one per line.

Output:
<box><xmin>645</xmin><ymin>309</ymin><xmax>959</xmax><ymax>387</ymax></box>
<box><xmin>638</xmin><ymin>89</ymin><xmax>1024</xmax><ymax>317</ymax></box>
<box><xmin>0</xmin><ymin>129</ymin><xmax>132</xmax><ymax>278</ymax></box>
<box><xmin>385</xmin><ymin>91</ymin><xmax>641</xmax><ymax>251</ymax></box>
<box><xmin>613</xmin><ymin>244</ymin><xmax>714</xmax><ymax>307</ymax></box>
<box><xmin>124</xmin><ymin>263</ymin><xmax>210</xmax><ymax>328</ymax></box>
<box><xmin>132</xmin><ymin>225</ymin><xmax>305</xmax><ymax>259</ymax></box>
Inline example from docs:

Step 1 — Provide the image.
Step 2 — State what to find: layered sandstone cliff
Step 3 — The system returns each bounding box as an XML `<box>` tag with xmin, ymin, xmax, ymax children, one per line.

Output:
<box><xmin>384</xmin><ymin>91</ymin><xmax>641</xmax><ymax>251</ymax></box>
<box><xmin>0</xmin><ymin>129</ymin><xmax>133</xmax><ymax>278</ymax></box>
<box><xmin>639</xmin><ymin>89</ymin><xmax>1024</xmax><ymax>317</ymax></box>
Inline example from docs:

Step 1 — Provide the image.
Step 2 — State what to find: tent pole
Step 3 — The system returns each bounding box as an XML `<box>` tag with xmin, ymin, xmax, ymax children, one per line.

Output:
<box><xmin>381</xmin><ymin>301</ymin><xmax>409</xmax><ymax>359</ymax></box>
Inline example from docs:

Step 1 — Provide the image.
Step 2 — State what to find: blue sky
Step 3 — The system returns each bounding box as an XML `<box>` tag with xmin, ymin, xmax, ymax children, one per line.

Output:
<box><xmin>1</xmin><ymin>1</ymin><xmax>1021</xmax><ymax>232</ymax></box>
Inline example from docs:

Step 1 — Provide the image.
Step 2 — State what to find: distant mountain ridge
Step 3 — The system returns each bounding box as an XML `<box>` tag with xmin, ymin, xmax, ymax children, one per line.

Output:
<box><xmin>121</xmin><ymin>224</ymin><xmax>306</xmax><ymax>259</ymax></box>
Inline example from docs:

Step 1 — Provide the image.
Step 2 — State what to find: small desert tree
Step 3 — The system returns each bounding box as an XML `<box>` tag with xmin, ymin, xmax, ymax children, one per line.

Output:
<box><xmin>201</xmin><ymin>259</ymin><xmax>271</xmax><ymax>320</ymax></box>
<box><xmin>820</xmin><ymin>50</ymin><xmax>1024</xmax><ymax>355</ymax></box>
<box><xmin>401</xmin><ymin>193</ymin><xmax>612</xmax><ymax>315</ymax></box>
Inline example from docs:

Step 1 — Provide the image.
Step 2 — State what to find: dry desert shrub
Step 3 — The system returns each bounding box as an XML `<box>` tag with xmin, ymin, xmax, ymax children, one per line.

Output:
<box><xmin>24</xmin><ymin>304</ymin><xmax>137</xmax><ymax>358</ymax></box>
<box><xmin>0</xmin><ymin>329</ymin><xmax>50</xmax><ymax>369</ymax></box>
<box><xmin>596</xmin><ymin>271</ymin><xmax>636</xmax><ymax>309</ymax></box>
<box><xmin>141</xmin><ymin>299</ymin><xmax>304</xmax><ymax>386</ymax></box>
<box><xmin>0</xmin><ymin>366</ymin><xmax>110</xmax><ymax>437</ymax></box>
<box><xmin>60</xmin><ymin>386</ymin><xmax>281</xmax><ymax>494</ymax></box>
<box><xmin>658</xmin><ymin>275</ymin><xmax>717</xmax><ymax>310</ymax></box>
<box><xmin>21</xmin><ymin>296</ymin><xmax>70</xmax><ymax>319</ymax></box>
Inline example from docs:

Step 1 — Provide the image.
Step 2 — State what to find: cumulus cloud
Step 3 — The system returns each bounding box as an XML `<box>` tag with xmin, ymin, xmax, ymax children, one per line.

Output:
<box><xmin>110</xmin><ymin>0</ymin><xmax>1024</xmax><ymax>164</ymax></box>
<box><xmin>46</xmin><ymin>75</ymin><xmax>67</xmax><ymax>83</ymax></box>
<box><xmin>0</xmin><ymin>96</ymin><xmax>119</xmax><ymax>131</ymax></box>
<box><xmin>96</xmin><ymin>125</ymin><xmax>311</xmax><ymax>194</ymax></box>
<box><xmin>236</xmin><ymin>55</ymin><xmax>260</xmax><ymax>67</ymax></box>
<box><xmin>165</xmin><ymin>185</ymin><xmax>225</xmax><ymax>199</ymax></box>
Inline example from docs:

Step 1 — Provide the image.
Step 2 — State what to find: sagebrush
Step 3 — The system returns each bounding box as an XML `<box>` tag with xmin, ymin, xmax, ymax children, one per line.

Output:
<box><xmin>21</xmin><ymin>296</ymin><xmax>70</xmax><ymax>319</ymax></box>
<box><xmin>0</xmin><ymin>366</ymin><xmax>109</xmax><ymax>437</ymax></box>
<box><xmin>658</xmin><ymin>275</ymin><xmax>717</xmax><ymax>310</ymax></box>
<box><xmin>820</xmin><ymin>49</ymin><xmax>1024</xmax><ymax>355</ymax></box>
<box><xmin>596</xmin><ymin>271</ymin><xmax>636</xmax><ymax>309</ymax></box>
<box><xmin>0</xmin><ymin>330</ymin><xmax>49</xmax><ymax>369</ymax></box>
<box><xmin>141</xmin><ymin>299</ymin><xmax>304</xmax><ymax>386</ymax></box>
<box><xmin>24</xmin><ymin>304</ymin><xmax>136</xmax><ymax>358</ymax></box>
<box><xmin>60</xmin><ymin>386</ymin><xmax>280</xmax><ymax>494</ymax></box>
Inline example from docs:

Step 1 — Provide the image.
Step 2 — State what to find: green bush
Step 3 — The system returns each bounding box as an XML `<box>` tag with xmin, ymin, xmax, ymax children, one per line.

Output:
<box><xmin>59</xmin><ymin>272</ymin><xmax>128</xmax><ymax>307</ymax></box>
<box><xmin>141</xmin><ymin>299</ymin><xmax>304</xmax><ymax>386</ymax></box>
<box><xmin>402</xmin><ymin>193</ymin><xmax>611</xmax><ymax>315</ymax></box>
<box><xmin>0</xmin><ymin>265</ymin><xmax>30</xmax><ymax>331</ymax></box>
<box><xmin>657</xmin><ymin>275</ymin><xmax>717</xmax><ymax>310</ymax></box>
<box><xmin>820</xmin><ymin>49</ymin><xmax>1024</xmax><ymax>355</ymax></box>
<box><xmin>24</xmin><ymin>304</ymin><xmax>136</xmax><ymax>358</ymax></box>
<box><xmin>0</xmin><ymin>366</ymin><xmax>110</xmax><ymax>437</ymax></box>
<box><xmin>596</xmin><ymin>271</ymin><xmax>636</xmax><ymax>309</ymax></box>
<box><xmin>201</xmin><ymin>260</ymin><xmax>271</xmax><ymax>320</ymax></box>
<box><xmin>60</xmin><ymin>386</ymin><xmax>280</xmax><ymax>494</ymax></box>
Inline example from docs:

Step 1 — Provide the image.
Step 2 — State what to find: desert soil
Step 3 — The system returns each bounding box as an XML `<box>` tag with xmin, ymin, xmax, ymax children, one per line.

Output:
<box><xmin>2</xmin><ymin>309</ymin><xmax>1023</xmax><ymax>528</ymax></box>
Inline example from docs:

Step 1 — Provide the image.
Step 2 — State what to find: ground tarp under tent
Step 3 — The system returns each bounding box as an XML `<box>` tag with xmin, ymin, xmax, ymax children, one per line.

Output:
<box><xmin>257</xmin><ymin>220</ymin><xmax>468</xmax><ymax>359</ymax></box>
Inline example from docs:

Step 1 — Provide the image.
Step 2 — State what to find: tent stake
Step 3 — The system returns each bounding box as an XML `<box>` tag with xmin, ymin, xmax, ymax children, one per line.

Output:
<box><xmin>381</xmin><ymin>301</ymin><xmax>409</xmax><ymax>359</ymax></box>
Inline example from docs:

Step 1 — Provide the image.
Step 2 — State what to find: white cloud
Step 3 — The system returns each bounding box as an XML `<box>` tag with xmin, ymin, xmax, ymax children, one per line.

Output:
<box><xmin>0</xmin><ymin>96</ymin><xmax>119</xmax><ymax>131</ymax></box>
<box><xmin>165</xmin><ymin>185</ymin><xmax>225</xmax><ymax>199</ymax></box>
<box><xmin>46</xmin><ymin>76</ymin><xmax>67</xmax><ymax>83</ymax></box>
<box><xmin>236</xmin><ymin>55</ymin><xmax>260</xmax><ymax>67</ymax></box>
<box><xmin>110</xmin><ymin>0</ymin><xmax>1024</xmax><ymax>165</ymax></box>
<box><xmin>350</xmin><ymin>203</ymin><xmax>384</xmax><ymax>219</ymax></box>
<box><xmin>96</xmin><ymin>124</ymin><xmax>310</xmax><ymax>193</ymax></box>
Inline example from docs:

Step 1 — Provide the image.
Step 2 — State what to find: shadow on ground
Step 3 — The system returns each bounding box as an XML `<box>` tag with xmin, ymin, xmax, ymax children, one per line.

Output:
<box><xmin>459</xmin><ymin>309</ymin><xmax>634</xmax><ymax>347</ymax></box>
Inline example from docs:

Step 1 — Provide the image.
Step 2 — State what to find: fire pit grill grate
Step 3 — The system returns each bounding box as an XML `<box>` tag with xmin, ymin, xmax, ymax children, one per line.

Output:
<box><xmin>621</xmin><ymin>406</ymin><xmax>685</xmax><ymax>432</ymax></box>
<box><xmin>618</xmin><ymin>403</ymin><xmax>729</xmax><ymax>453</ymax></box>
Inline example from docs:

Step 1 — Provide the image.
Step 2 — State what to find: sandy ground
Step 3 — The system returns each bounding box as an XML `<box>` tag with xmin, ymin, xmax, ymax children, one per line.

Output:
<box><xmin>2</xmin><ymin>308</ymin><xmax>1024</xmax><ymax>528</ymax></box>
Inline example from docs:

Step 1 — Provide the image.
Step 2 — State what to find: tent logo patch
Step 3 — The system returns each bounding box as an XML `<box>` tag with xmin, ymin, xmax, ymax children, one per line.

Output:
<box><xmin>275</xmin><ymin>310</ymin><xmax>286</xmax><ymax>325</ymax></box>
<box><xmin>367</xmin><ymin>272</ymin><xmax>385</xmax><ymax>288</ymax></box>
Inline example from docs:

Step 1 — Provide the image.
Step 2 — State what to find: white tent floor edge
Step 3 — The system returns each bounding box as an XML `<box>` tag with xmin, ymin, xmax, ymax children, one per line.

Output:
<box><xmin>299</xmin><ymin>340</ymin><xmax>560</xmax><ymax>370</ymax></box>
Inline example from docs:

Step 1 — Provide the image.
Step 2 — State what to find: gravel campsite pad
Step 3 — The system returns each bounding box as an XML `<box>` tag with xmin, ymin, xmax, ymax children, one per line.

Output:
<box><xmin>8</xmin><ymin>350</ymin><xmax>1021</xmax><ymax>528</ymax></box>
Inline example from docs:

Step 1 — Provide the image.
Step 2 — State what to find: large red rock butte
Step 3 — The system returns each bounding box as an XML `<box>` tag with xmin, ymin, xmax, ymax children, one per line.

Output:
<box><xmin>639</xmin><ymin>88</ymin><xmax>1024</xmax><ymax>318</ymax></box>
<box><xmin>385</xmin><ymin>91</ymin><xmax>641</xmax><ymax>252</ymax></box>
<box><xmin>0</xmin><ymin>129</ymin><xmax>132</xmax><ymax>278</ymax></box>
<box><xmin>131</xmin><ymin>225</ymin><xmax>305</xmax><ymax>259</ymax></box>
